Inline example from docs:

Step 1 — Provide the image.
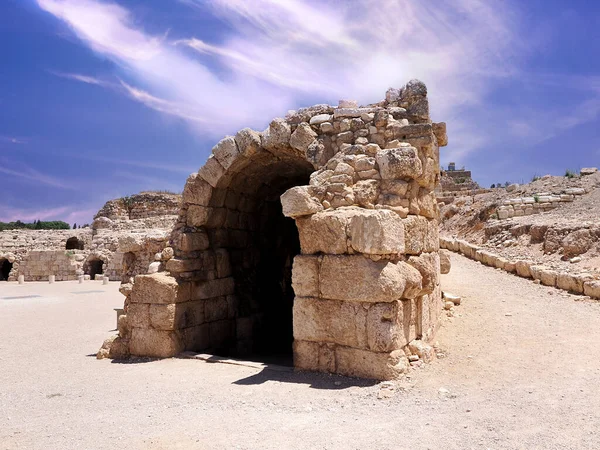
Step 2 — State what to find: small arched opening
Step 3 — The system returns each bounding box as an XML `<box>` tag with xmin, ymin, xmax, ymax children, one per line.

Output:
<box><xmin>185</xmin><ymin>147</ymin><xmax>314</xmax><ymax>364</ymax></box>
<box><xmin>0</xmin><ymin>259</ymin><xmax>13</xmax><ymax>281</ymax></box>
<box><xmin>122</xmin><ymin>252</ymin><xmax>136</xmax><ymax>281</ymax></box>
<box><xmin>85</xmin><ymin>259</ymin><xmax>104</xmax><ymax>280</ymax></box>
<box><xmin>65</xmin><ymin>237</ymin><xmax>84</xmax><ymax>250</ymax></box>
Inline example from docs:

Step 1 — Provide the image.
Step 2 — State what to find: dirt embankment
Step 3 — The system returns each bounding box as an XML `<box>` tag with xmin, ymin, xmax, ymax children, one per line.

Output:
<box><xmin>440</xmin><ymin>171</ymin><xmax>600</xmax><ymax>277</ymax></box>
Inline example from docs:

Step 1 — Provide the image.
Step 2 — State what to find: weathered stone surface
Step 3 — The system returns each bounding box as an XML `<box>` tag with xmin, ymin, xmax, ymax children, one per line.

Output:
<box><xmin>376</xmin><ymin>147</ymin><xmax>423</xmax><ymax>180</ymax></box>
<box><xmin>234</xmin><ymin>128</ymin><xmax>262</xmax><ymax>158</ymax></box>
<box><xmin>198</xmin><ymin>155</ymin><xmax>225</xmax><ymax>187</ymax></box>
<box><xmin>407</xmin><ymin>252</ymin><xmax>440</xmax><ymax>295</ymax></box>
<box><xmin>432</xmin><ymin>122</ymin><xmax>448</xmax><ymax>147</ymax></box>
<box><xmin>130</xmin><ymin>273</ymin><xmax>189</xmax><ymax>304</ymax></box>
<box><xmin>293</xmin><ymin>297</ymin><xmax>368</xmax><ymax>349</ymax></box>
<box><xmin>319</xmin><ymin>255</ymin><xmax>422</xmax><ymax>302</ymax></box>
<box><xmin>584</xmin><ymin>280</ymin><xmax>600</xmax><ymax>298</ymax></box>
<box><xmin>280</xmin><ymin>186</ymin><xmax>324</xmax><ymax>218</ymax></box>
<box><xmin>290</xmin><ymin>122</ymin><xmax>318</xmax><ymax>153</ymax></box>
<box><xmin>439</xmin><ymin>249</ymin><xmax>451</xmax><ymax>274</ymax></box>
<box><xmin>182</xmin><ymin>174</ymin><xmax>212</xmax><ymax>206</ymax></box>
<box><xmin>296</xmin><ymin>212</ymin><xmax>348</xmax><ymax>254</ymax></box>
<box><xmin>130</xmin><ymin>328</ymin><xmax>184</xmax><ymax>358</ymax></box>
<box><xmin>347</xmin><ymin>209</ymin><xmax>405</xmax><ymax>255</ymax></box>
<box><xmin>261</xmin><ymin>118</ymin><xmax>291</xmax><ymax>151</ymax></box>
<box><xmin>212</xmin><ymin>136</ymin><xmax>241</xmax><ymax>171</ymax></box>
<box><xmin>335</xmin><ymin>347</ymin><xmax>409</xmax><ymax>380</ymax></box>
<box><xmin>292</xmin><ymin>256</ymin><xmax>320</xmax><ymax>298</ymax></box>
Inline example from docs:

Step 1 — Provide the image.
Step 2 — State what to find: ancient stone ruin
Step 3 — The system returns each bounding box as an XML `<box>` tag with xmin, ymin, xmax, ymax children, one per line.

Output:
<box><xmin>100</xmin><ymin>80</ymin><xmax>449</xmax><ymax>380</ymax></box>
<box><xmin>0</xmin><ymin>192</ymin><xmax>179</xmax><ymax>282</ymax></box>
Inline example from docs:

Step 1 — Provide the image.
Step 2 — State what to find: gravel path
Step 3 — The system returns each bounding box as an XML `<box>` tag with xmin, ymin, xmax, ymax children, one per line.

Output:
<box><xmin>2</xmin><ymin>257</ymin><xmax>600</xmax><ymax>449</ymax></box>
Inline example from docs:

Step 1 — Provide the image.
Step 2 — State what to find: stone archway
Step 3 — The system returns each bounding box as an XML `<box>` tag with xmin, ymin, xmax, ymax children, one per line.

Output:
<box><xmin>0</xmin><ymin>259</ymin><xmax>12</xmax><ymax>281</ymax></box>
<box><xmin>66</xmin><ymin>237</ymin><xmax>84</xmax><ymax>250</ymax></box>
<box><xmin>84</xmin><ymin>259</ymin><xmax>104</xmax><ymax>280</ymax></box>
<box><xmin>104</xmin><ymin>80</ymin><xmax>450</xmax><ymax>380</ymax></box>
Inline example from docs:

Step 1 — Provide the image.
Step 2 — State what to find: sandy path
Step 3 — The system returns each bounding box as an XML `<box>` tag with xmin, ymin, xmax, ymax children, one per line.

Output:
<box><xmin>1</xmin><ymin>256</ymin><xmax>600</xmax><ymax>450</ymax></box>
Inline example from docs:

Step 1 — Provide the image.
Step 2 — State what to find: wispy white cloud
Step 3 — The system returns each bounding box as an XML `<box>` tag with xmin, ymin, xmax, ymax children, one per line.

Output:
<box><xmin>48</xmin><ymin>70</ymin><xmax>108</xmax><ymax>86</ymax></box>
<box><xmin>36</xmin><ymin>0</ymin><xmax>522</xmax><ymax>147</ymax></box>
<box><xmin>0</xmin><ymin>161</ymin><xmax>76</xmax><ymax>190</ymax></box>
<box><xmin>0</xmin><ymin>136</ymin><xmax>28</xmax><ymax>145</ymax></box>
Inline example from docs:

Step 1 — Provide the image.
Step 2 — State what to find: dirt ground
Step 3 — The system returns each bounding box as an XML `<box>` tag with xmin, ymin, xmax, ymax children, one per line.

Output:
<box><xmin>2</xmin><ymin>256</ymin><xmax>600</xmax><ymax>450</ymax></box>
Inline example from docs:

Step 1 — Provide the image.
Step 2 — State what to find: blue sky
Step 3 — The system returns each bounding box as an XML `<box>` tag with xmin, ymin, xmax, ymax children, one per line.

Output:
<box><xmin>1</xmin><ymin>0</ymin><xmax>599</xmax><ymax>224</ymax></box>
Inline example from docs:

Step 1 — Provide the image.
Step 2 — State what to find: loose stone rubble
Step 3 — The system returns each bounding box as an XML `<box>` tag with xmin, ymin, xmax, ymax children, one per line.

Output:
<box><xmin>0</xmin><ymin>192</ymin><xmax>179</xmax><ymax>282</ymax></box>
<box><xmin>100</xmin><ymin>80</ymin><xmax>449</xmax><ymax>380</ymax></box>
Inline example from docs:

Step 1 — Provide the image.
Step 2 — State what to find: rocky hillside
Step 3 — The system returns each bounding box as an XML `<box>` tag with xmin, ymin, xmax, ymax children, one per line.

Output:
<box><xmin>440</xmin><ymin>169</ymin><xmax>600</xmax><ymax>277</ymax></box>
<box><xmin>94</xmin><ymin>192</ymin><xmax>181</xmax><ymax>221</ymax></box>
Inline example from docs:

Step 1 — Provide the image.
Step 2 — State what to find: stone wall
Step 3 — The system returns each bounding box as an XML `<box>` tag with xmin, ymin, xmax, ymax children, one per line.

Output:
<box><xmin>0</xmin><ymin>194</ymin><xmax>179</xmax><ymax>282</ymax></box>
<box><xmin>497</xmin><ymin>189</ymin><xmax>585</xmax><ymax>219</ymax></box>
<box><xmin>104</xmin><ymin>80</ymin><xmax>448</xmax><ymax>380</ymax></box>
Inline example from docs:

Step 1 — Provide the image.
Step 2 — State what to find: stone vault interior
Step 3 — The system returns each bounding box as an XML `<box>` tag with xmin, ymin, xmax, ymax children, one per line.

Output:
<box><xmin>197</xmin><ymin>157</ymin><xmax>313</xmax><ymax>362</ymax></box>
<box><xmin>0</xmin><ymin>259</ymin><xmax>12</xmax><ymax>281</ymax></box>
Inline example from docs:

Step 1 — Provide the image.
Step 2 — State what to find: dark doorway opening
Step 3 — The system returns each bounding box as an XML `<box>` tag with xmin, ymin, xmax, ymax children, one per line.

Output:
<box><xmin>65</xmin><ymin>237</ymin><xmax>84</xmax><ymax>250</ymax></box>
<box><xmin>0</xmin><ymin>259</ymin><xmax>13</xmax><ymax>281</ymax></box>
<box><xmin>207</xmin><ymin>160</ymin><xmax>312</xmax><ymax>366</ymax></box>
<box><xmin>88</xmin><ymin>260</ymin><xmax>104</xmax><ymax>280</ymax></box>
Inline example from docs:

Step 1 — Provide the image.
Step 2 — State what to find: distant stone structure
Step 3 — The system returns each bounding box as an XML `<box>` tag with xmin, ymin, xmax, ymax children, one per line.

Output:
<box><xmin>440</xmin><ymin>162</ymin><xmax>479</xmax><ymax>192</ymax></box>
<box><xmin>0</xmin><ymin>192</ymin><xmax>180</xmax><ymax>282</ymax></box>
<box><xmin>100</xmin><ymin>80</ymin><xmax>449</xmax><ymax>380</ymax></box>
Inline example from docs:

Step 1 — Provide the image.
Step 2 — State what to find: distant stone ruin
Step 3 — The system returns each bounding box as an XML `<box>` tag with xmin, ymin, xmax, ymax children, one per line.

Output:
<box><xmin>101</xmin><ymin>80</ymin><xmax>449</xmax><ymax>380</ymax></box>
<box><xmin>440</xmin><ymin>162</ymin><xmax>479</xmax><ymax>192</ymax></box>
<box><xmin>0</xmin><ymin>192</ymin><xmax>180</xmax><ymax>282</ymax></box>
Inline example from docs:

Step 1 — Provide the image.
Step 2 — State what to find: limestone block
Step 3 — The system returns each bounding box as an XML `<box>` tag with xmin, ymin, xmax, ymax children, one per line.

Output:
<box><xmin>432</xmin><ymin>122</ymin><xmax>448</xmax><ymax>146</ymax></box>
<box><xmin>280</xmin><ymin>186</ymin><xmax>324</xmax><ymax>218</ymax></box>
<box><xmin>515</xmin><ymin>261</ymin><xmax>532</xmax><ymax>278</ymax></box>
<box><xmin>439</xmin><ymin>249</ymin><xmax>451</xmax><ymax>274</ymax></box>
<box><xmin>290</xmin><ymin>122</ymin><xmax>317</xmax><ymax>153</ymax></box>
<box><xmin>336</xmin><ymin>347</ymin><xmax>409</xmax><ymax>380</ymax></box>
<box><xmin>234</xmin><ymin>128</ymin><xmax>262</xmax><ymax>158</ymax></box>
<box><xmin>293</xmin><ymin>297</ymin><xmax>368</xmax><ymax>349</ymax></box>
<box><xmin>556</xmin><ymin>272</ymin><xmax>584</xmax><ymax>294</ymax></box>
<box><xmin>130</xmin><ymin>273</ymin><xmax>189</xmax><ymax>304</ymax></box>
<box><xmin>348</xmin><ymin>209</ymin><xmax>405</xmax><ymax>255</ymax></box>
<box><xmin>504</xmin><ymin>261</ymin><xmax>516</xmax><ymax>273</ymax></box>
<box><xmin>296</xmin><ymin>210</ymin><xmax>348</xmax><ymax>254</ymax></box>
<box><xmin>186</xmin><ymin>205</ymin><xmax>211</xmax><ymax>227</ymax></box>
<box><xmin>309</xmin><ymin>114</ymin><xmax>333</xmax><ymax>125</ymax></box>
<box><xmin>376</xmin><ymin>147</ymin><xmax>423</xmax><ymax>180</ymax></box>
<box><xmin>261</xmin><ymin>118</ymin><xmax>291</xmax><ymax>151</ymax></box>
<box><xmin>149</xmin><ymin>303</ymin><xmax>178</xmax><ymax>330</ymax></box>
<box><xmin>212</xmin><ymin>136</ymin><xmax>241</xmax><ymax>171</ymax></box>
<box><xmin>127</xmin><ymin>303</ymin><xmax>150</xmax><ymax>328</ymax></box>
<box><xmin>584</xmin><ymin>281</ymin><xmax>600</xmax><ymax>298</ymax></box>
<box><xmin>147</xmin><ymin>261</ymin><xmax>161</xmax><ymax>274</ymax></box>
<box><xmin>130</xmin><ymin>328</ymin><xmax>184</xmax><ymax>358</ymax></box>
<box><xmin>408</xmin><ymin>340</ymin><xmax>434</xmax><ymax>364</ymax></box>
<box><xmin>539</xmin><ymin>269</ymin><xmax>558</xmax><ymax>287</ymax></box>
<box><xmin>319</xmin><ymin>255</ymin><xmax>422</xmax><ymax>302</ymax></box>
<box><xmin>192</xmin><ymin>277</ymin><xmax>235</xmax><ymax>300</ymax></box>
<box><xmin>403</xmin><ymin>215</ymin><xmax>438</xmax><ymax>255</ymax></box>
<box><xmin>179</xmin><ymin>231</ymin><xmax>210</xmax><ymax>252</ymax></box>
<box><xmin>366</xmin><ymin>301</ymin><xmax>411</xmax><ymax>351</ymax></box>
<box><xmin>353</xmin><ymin>179</ymin><xmax>380</xmax><ymax>208</ymax></box>
<box><xmin>407</xmin><ymin>252</ymin><xmax>439</xmax><ymax>295</ymax></box>
<box><xmin>291</xmin><ymin>256</ymin><xmax>320</xmax><ymax>298</ymax></box>
<box><xmin>198</xmin><ymin>155</ymin><xmax>225</xmax><ymax>188</ymax></box>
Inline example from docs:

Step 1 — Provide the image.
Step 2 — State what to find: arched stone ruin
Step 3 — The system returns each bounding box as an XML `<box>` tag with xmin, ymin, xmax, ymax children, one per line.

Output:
<box><xmin>100</xmin><ymin>80</ymin><xmax>449</xmax><ymax>380</ymax></box>
<box><xmin>0</xmin><ymin>258</ymin><xmax>13</xmax><ymax>281</ymax></box>
<box><xmin>65</xmin><ymin>237</ymin><xmax>85</xmax><ymax>250</ymax></box>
